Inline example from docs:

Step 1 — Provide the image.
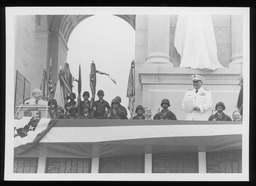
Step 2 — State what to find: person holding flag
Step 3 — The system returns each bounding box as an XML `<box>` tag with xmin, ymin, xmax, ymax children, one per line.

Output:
<box><xmin>75</xmin><ymin>65</ymin><xmax>82</xmax><ymax>117</ymax></box>
<box><xmin>92</xmin><ymin>90</ymin><xmax>110</xmax><ymax>119</ymax></box>
<box><xmin>64</xmin><ymin>92</ymin><xmax>77</xmax><ymax>118</ymax></box>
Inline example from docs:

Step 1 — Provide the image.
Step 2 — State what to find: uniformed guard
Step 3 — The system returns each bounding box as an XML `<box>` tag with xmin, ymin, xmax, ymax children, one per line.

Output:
<box><xmin>78</xmin><ymin>105</ymin><xmax>94</xmax><ymax>119</ymax></box>
<box><xmin>208</xmin><ymin>102</ymin><xmax>232</xmax><ymax>121</ymax></box>
<box><xmin>181</xmin><ymin>74</ymin><xmax>213</xmax><ymax>120</ymax></box>
<box><xmin>48</xmin><ymin>99</ymin><xmax>64</xmax><ymax>119</ymax></box>
<box><xmin>114</xmin><ymin>96</ymin><xmax>128</xmax><ymax>117</ymax></box>
<box><xmin>92</xmin><ymin>90</ymin><xmax>110</xmax><ymax>119</ymax></box>
<box><xmin>105</xmin><ymin>97</ymin><xmax>127</xmax><ymax>119</ymax></box>
<box><xmin>133</xmin><ymin>105</ymin><xmax>145</xmax><ymax>120</ymax></box>
<box><xmin>80</xmin><ymin>91</ymin><xmax>91</xmax><ymax>111</ymax></box>
<box><xmin>65</xmin><ymin>92</ymin><xmax>77</xmax><ymax>111</ymax></box>
<box><xmin>153</xmin><ymin>99</ymin><xmax>177</xmax><ymax>120</ymax></box>
<box><xmin>65</xmin><ymin>105</ymin><xmax>78</xmax><ymax>119</ymax></box>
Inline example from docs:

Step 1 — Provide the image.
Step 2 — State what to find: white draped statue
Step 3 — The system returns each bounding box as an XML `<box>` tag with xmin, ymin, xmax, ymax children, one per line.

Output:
<box><xmin>174</xmin><ymin>15</ymin><xmax>223</xmax><ymax>70</ymax></box>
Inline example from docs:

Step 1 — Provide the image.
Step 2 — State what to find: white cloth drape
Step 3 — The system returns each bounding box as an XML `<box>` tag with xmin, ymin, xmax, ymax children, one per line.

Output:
<box><xmin>174</xmin><ymin>15</ymin><xmax>223</xmax><ymax>70</ymax></box>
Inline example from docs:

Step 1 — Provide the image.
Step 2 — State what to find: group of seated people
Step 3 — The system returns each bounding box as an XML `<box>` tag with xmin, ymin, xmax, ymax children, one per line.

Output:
<box><xmin>24</xmin><ymin>89</ymin><xmax>242</xmax><ymax>122</ymax></box>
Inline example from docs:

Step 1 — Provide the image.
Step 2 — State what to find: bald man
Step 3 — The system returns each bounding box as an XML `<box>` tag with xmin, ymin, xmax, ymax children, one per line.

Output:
<box><xmin>24</xmin><ymin>89</ymin><xmax>48</xmax><ymax>105</ymax></box>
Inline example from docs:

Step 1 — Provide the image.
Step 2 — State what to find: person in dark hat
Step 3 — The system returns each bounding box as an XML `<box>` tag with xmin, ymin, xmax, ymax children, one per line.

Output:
<box><xmin>65</xmin><ymin>92</ymin><xmax>77</xmax><ymax>113</ymax></box>
<box><xmin>92</xmin><ymin>90</ymin><xmax>110</xmax><ymax>119</ymax></box>
<box><xmin>154</xmin><ymin>99</ymin><xmax>177</xmax><ymax>120</ymax></box>
<box><xmin>65</xmin><ymin>105</ymin><xmax>78</xmax><ymax>119</ymax></box>
<box><xmin>114</xmin><ymin>96</ymin><xmax>128</xmax><ymax>117</ymax></box>
<box><xmin>80</xmin><ymin>91</ymin><xmax>91</xmax><ymax>112</ymax></box>
<box><xmin>105</xmin><ymin>97</ymin><xmax>127</xmax><ymax>119</ymax></box>
<box><xmin>78</xmin><ymin>105</ymin><xmax>94</xmax><ymax>119</ymax></box>
<box><xmin>48</xmin><ymin>98</ymin><xmax>64</xmax><ymax>119</ymax></box>
<box><xmin>133</xmin><ymin>105</ymin><xmax>145</xmax><ymax>120</ymax></box>
<box><xmin>208</xmin><ymin>102</ymin><xmax>232</xmax><ymax>121</ymax></box>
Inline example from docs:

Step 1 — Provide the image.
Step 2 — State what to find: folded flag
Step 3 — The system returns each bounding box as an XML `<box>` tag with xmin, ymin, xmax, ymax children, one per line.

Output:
<box><xmin>14</xmin><ymin>117</ymin><xmax>58</xmax><ymax>155</ymax></box>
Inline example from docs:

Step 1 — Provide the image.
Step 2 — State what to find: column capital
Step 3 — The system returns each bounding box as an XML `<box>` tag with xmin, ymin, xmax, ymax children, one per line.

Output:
<box><xmin>229</xmin><ymin>15</ymin><xmax>243</xmax><ymax>69</ymax></box>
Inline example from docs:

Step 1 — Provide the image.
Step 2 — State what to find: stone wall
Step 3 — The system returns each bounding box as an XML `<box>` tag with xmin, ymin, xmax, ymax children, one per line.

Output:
<box><xmin>14</xmin><ymin>16</ymin><xmax>38</xmax><ymax>92</ymax></box>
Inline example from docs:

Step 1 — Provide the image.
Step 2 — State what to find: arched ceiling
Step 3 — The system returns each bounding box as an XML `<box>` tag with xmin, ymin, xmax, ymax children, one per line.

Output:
<box><xmin>49</xmin><ymin>15</ymin><xmax>135</xmax><ymax>47</ymax></box>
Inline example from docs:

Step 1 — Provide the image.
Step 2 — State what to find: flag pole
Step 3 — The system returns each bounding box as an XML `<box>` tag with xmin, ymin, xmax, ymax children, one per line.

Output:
<box><xmin>90</xmin><ymin>60</ymin><xmax>96</xmax><ymax>109</ymax></box>
<box><xmin>77</xmin><ymin>65</ymin><xmax>82</xmax><ymax>117</ymax></box>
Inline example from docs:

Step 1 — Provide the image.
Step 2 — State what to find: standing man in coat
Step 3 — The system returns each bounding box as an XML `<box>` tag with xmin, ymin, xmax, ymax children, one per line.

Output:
<box><xmin>181</xmin><ymin>74</ymin><xmax>213</xmax><ymax>120</ymax></box>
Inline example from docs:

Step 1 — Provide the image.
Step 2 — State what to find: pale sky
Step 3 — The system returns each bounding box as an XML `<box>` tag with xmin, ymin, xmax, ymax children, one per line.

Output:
<box><xmin>67</xmin><ymin>15</ymin><xmax>135</xmax><ymax>113</ymax></box>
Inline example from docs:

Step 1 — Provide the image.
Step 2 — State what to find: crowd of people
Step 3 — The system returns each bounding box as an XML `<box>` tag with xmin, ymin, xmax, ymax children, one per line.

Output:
<box><xmin>22</xmin><ymin>74</ymin><xmax>242</xmax><ymax>122</ymax></box>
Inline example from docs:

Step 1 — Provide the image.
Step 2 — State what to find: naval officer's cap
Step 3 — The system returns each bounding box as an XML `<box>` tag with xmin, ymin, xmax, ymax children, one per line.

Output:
<box><xmin>192</xmin><ymin>74</ymin><xmax>205</xmax><ymax>82</ymax></box>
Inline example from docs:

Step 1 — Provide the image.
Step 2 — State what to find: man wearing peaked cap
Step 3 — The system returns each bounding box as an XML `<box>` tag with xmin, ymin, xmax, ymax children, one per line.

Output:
<box><xmin>181</xmin><ymin>74</ymin><xmax>213</xmax><ymax>120</ymax></box>
<box><xmin>191</xmin><ymin>74</ymin><xmax>205</xmax><ymax>82</ymax></box>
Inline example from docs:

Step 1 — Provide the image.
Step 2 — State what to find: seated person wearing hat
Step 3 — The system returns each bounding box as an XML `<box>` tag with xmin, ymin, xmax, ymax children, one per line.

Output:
<box><xmin>133</xmin><ymin>105</ymin><xmax>145</xmax><ymax>120</ymax></box>
<box><xmin>92</xmin><ymin>90</ymin><xmax>110</xmax><ymax>119</ymax></box>
<box><xmin>105</xmin><ymin>97</ymin><xmax>127</xmax><ymax>119</ymax></box>
<box><xmin>154</xmin><ymin>99</ymin><xmax>177</xmax><ymax>120</ymax></box>
<box><xmin>208</xmin><ymin>102</ymin><xmax>232</xmax><ymax>121</ymax></box>
<box><xmin>24</xmin><ymin>89</ymin><xmax>48</xmax><ymax>105</ymax></box>
<box><xmin>48</xmin><ymin>99</ymin><xmax>65</xmax><ymax>119</ymax></box>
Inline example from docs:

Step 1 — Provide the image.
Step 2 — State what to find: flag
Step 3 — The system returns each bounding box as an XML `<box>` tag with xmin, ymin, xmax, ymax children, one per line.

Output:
<box><xmin>77</xmin><ymin>65</ymin><xmax>82</xmax><ymax>116</ymax></box>
<box><xmin>54</xmin><ymin>73</ymin><xmax>65</xmax><ymax>109</ymax></box>
<box><xmin>96</xmin><ymin>70</ymin><xmax>117</xmax><ymax>84</ymax></box>
<box><xmin>47</xmin><ymin>58</ymin><xmax>54</xmax><ymax>99</ymax></box>
<box><xmin>59</xmin><ymin>63</ymin><xmax>74</xmax><ymax>103</ymax></box>
<box><xmin>14</xmin><ymin>117</ymin><xmax>58</xmax><ymax>155</ymax></box>
<box><xmin>237</xmin><ymin>75</ymin><xmax>243</xmax><ymax>116</ymax></box>
<box><xmin>126</xmin><ymin>61</ymin><xmax>135</xmax><ymax>117</ymax></box>
<box><xmin>40</xmin><ymin>66</ymin><xmax>48</xmax><ymax>100</ymax></box>
<box><xmin>90</xmin><ymin>61</ymin><xmax>97</xmax><ymax>108</ymax></box>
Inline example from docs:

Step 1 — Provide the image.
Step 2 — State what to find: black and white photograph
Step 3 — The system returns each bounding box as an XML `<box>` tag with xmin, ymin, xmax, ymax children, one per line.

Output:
<box><xmin>5</xmin><ymin>7</ymin><xmax>249</xmax><ymax>181</ymax></box>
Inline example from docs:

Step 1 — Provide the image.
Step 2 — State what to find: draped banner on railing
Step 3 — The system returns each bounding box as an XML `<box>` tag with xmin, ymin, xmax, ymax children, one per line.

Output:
<box><xmin>14</xmin><ymin>118</ymin><xmax>242</xmax><ymax>157</ymax></box>
<box><xmin>14</xmin><ymin>117</ymin><xmax>58</xmax><ymax>155</ymax></box>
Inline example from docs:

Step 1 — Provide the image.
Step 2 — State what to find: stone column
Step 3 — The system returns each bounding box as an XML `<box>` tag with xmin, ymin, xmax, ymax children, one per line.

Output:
<box><xmin>144</xmin><ymin>153</ymin><xmax>152</xmax><ymax>173</ymax></box>
<box><xmin>198</xmin><ymin>152</ymin><xmax>207</xmax><ymax>173</ymax></box>
<box><xmin>91</xmin><ymin>157</ymin><xmax>99</xmax><ymax>173</ymax></box>
<box><xmin>229</xmin><ymin>15</ymin><xmax>243</xmax><ymax>68</ymax></box>
<box><xmin>145</xmin><ymin>15</ymin><xmax>172</xmax><ymax>65</ymax></box>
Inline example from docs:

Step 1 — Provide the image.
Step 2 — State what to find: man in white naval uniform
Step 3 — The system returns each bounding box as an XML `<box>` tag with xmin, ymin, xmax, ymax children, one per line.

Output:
<box><xmin>181</xmin><ymin>74</ymin><xmax>213</xmax><ymax>120</ymax></box>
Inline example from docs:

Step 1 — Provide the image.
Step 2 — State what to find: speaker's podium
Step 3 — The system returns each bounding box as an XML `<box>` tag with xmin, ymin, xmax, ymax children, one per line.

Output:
<box><xmin>15</xmin><ymin>104</ymin><xmax>51</xmax><ymax>119</ymax></box>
